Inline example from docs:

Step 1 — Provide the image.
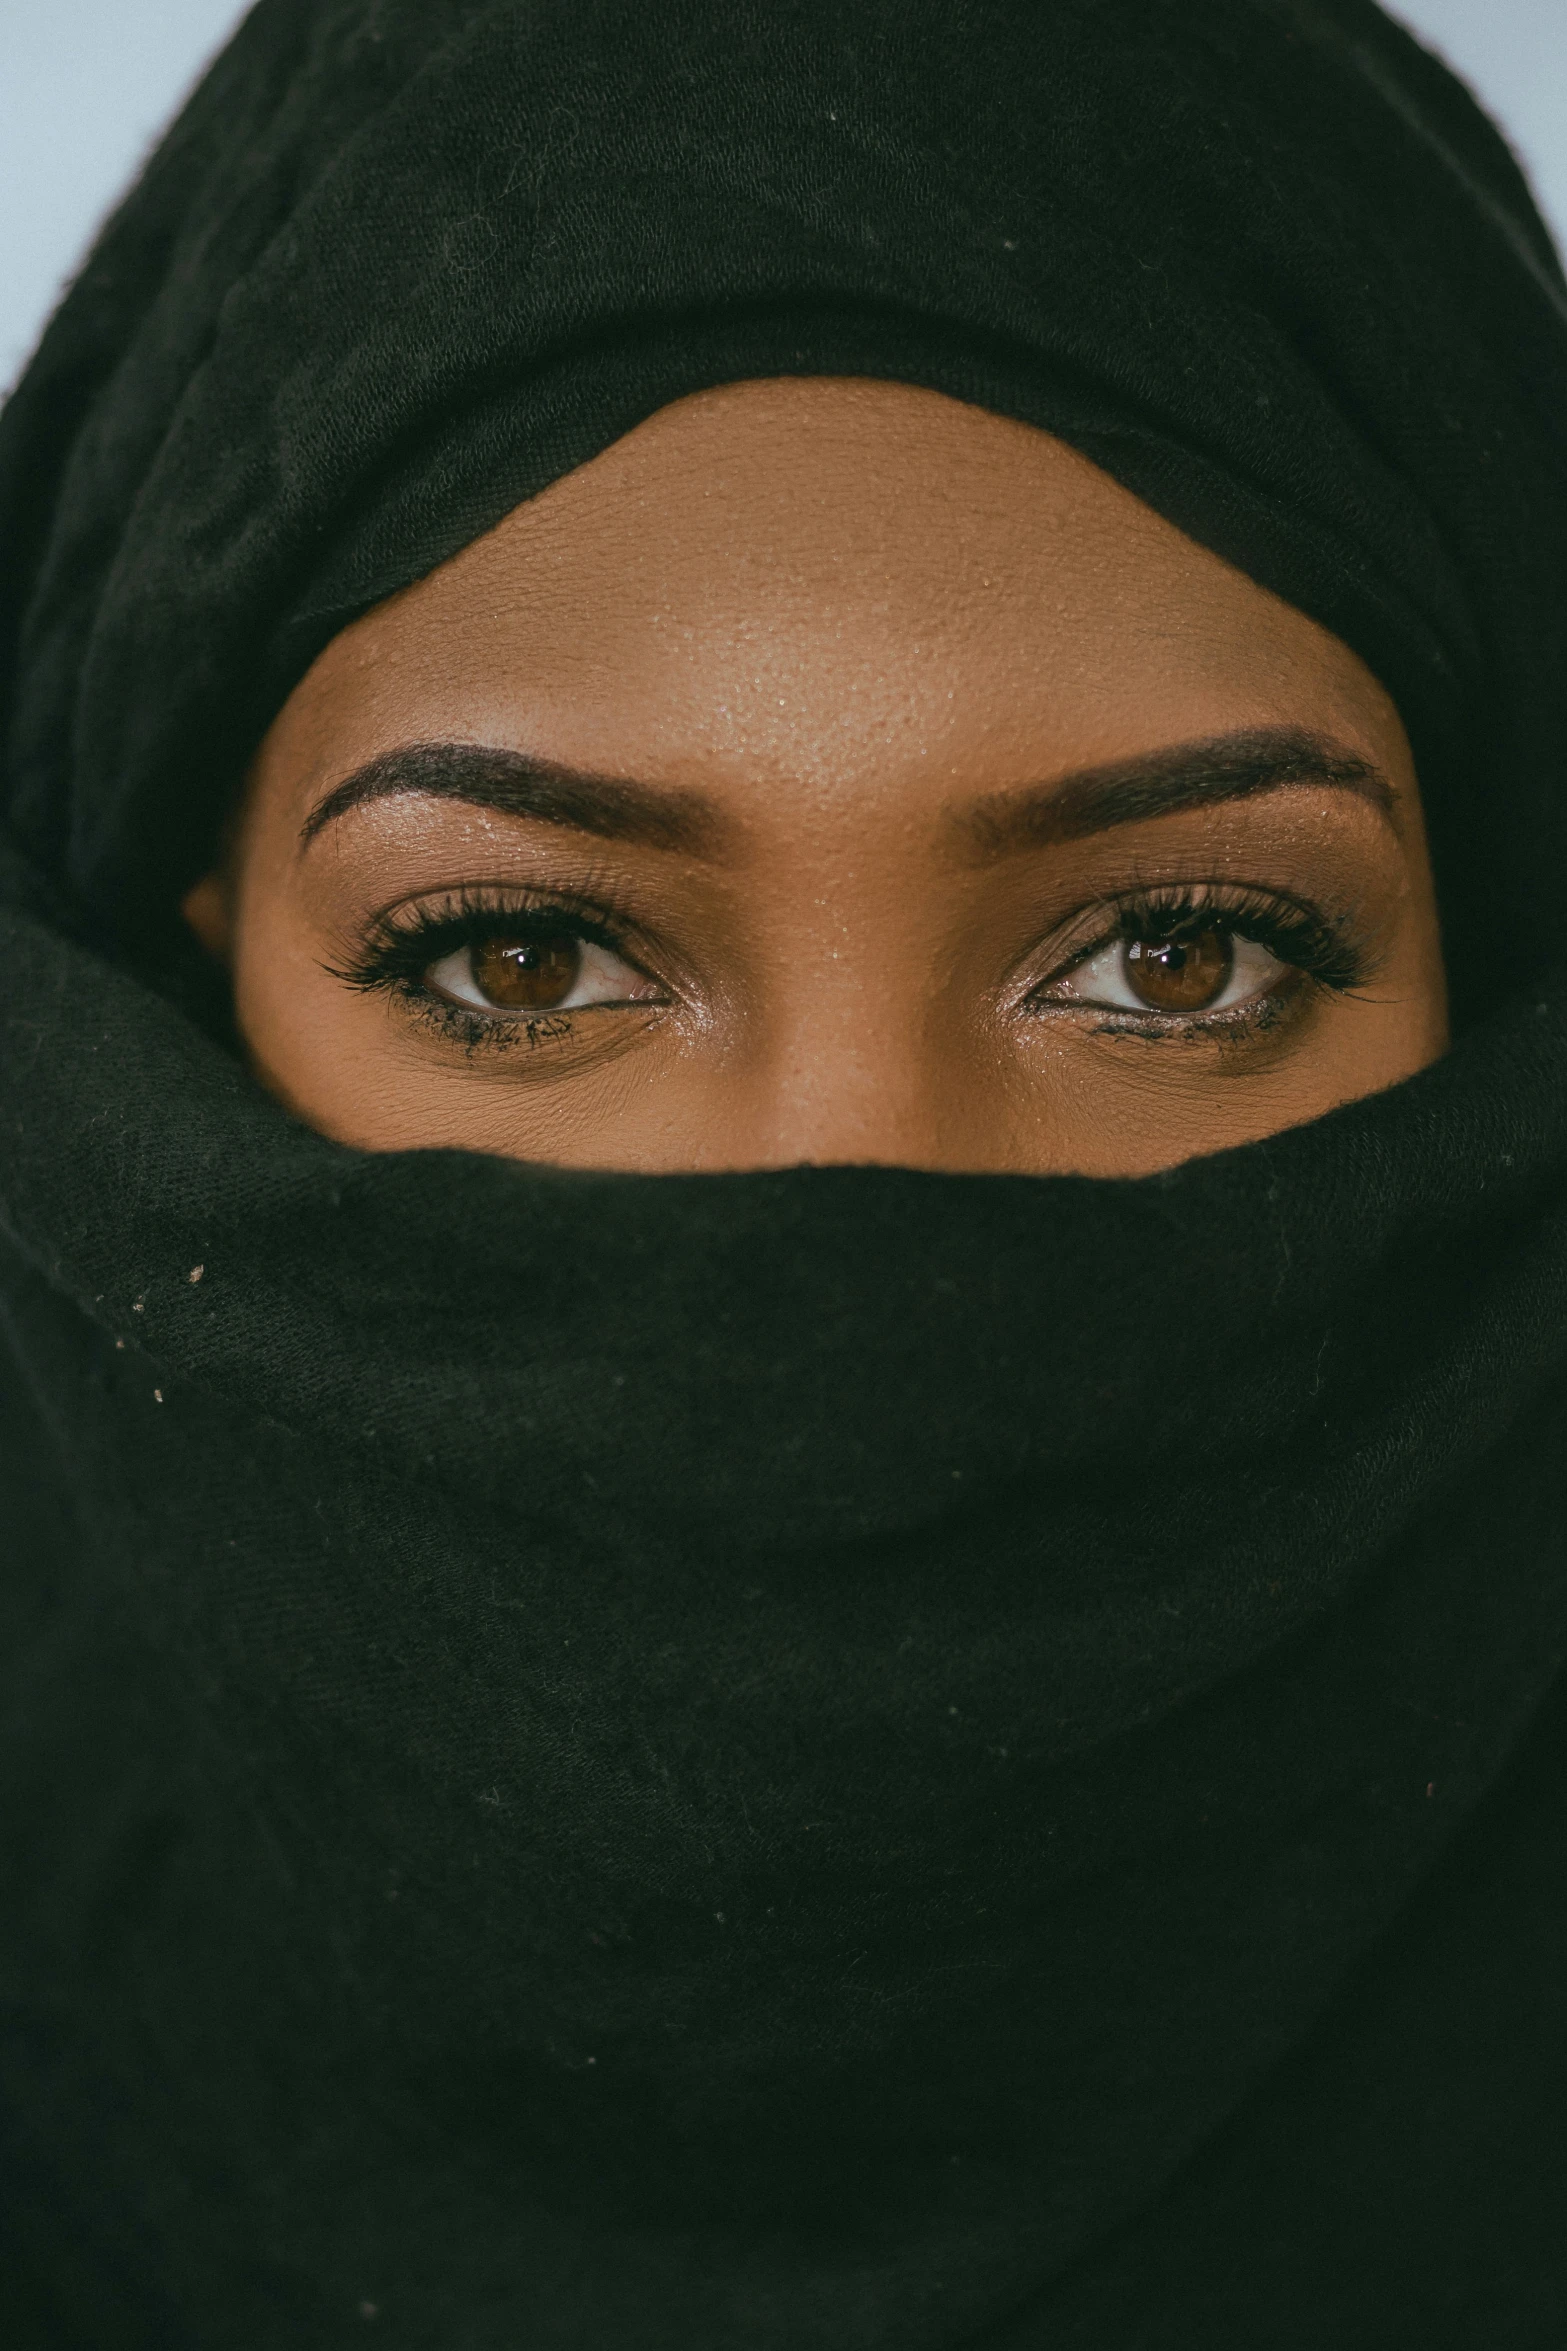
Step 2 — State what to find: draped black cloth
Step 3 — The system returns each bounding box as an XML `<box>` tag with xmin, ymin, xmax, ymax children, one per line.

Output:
<box><xmin>2</xmin><ymin>2</ymin><xmax>1566</xmax><ymax>2342</ymax></box>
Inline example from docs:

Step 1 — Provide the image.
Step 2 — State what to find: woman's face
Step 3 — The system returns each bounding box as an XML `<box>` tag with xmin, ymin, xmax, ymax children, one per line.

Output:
<box><xmin>186</xmin><ymin>378</ymin><xmax>1447</xmax><ymax>1175</ymax></box>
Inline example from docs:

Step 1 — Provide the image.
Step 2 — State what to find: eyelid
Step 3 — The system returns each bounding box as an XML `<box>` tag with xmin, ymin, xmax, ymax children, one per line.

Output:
<box><xmin>1017</xmin><ymin>879</ymin><xmax>1368</xmax><ymax>1010</ymax></box>
<box><xmin>381</xmin><ymin>875</ymin><xmax>641</xmax><ymax>947</ymax></box>
<box><xmin>330</xmin><ymin>878</ymin><xmax>663</xmax><ymax>995</ymax></box>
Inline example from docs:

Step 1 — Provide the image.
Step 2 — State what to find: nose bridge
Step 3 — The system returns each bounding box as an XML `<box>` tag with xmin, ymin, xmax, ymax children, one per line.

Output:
<box><xmin>752</xmin><ymin>1006</ymin><xmax>929</xmax><ymax>1168</ymax></box>
<box><xmin>722</xmin><ymin>883</ymin><xmax>979</xmax><ymax>1169</ymax></box>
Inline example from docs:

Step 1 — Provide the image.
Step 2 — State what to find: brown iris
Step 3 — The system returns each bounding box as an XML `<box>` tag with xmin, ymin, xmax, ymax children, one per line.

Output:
<box><xmin>1123</xmin><ymin>925</ymin><xmax>1232</xmax><ymax>1012</ymax></box>
<box><xmin>471</xmin><ymin>931</ymin><xmax>582</xmax><ymax>1010</ymax></box>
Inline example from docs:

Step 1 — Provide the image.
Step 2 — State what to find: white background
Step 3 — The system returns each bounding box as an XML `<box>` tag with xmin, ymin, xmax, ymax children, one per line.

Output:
<box><xmin>2</xmin><ymin>0</ymin><xmax>1565</xmax><ymax>389</ymax></box>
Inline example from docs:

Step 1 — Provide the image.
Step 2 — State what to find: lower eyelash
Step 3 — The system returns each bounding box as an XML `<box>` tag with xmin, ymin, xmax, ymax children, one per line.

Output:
<box><xmin>1083</xmin><ymin>976</ymin><xmax>1307</xmax><ymax>1047</ymax></box>
<box><xmin>396</xmin><ymin>993</ymin><xmax>581</xmax><ymax>1057</ymax></box>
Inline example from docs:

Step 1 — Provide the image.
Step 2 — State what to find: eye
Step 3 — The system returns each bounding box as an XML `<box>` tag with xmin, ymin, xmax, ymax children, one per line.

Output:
<box><xmin>425</xmin><ymin>927</ymin><xmax>660</xmax><ymax>1015</ymax></box>
<box><xmin>1044</xmin><ymin>922</ymin><xmax>1289</xmax><ymax>1017</ymax></box>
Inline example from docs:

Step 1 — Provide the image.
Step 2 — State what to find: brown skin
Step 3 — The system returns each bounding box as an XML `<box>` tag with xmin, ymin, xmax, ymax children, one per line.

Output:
<box><xmin>185</xmin><ymin>377</ymin><xmax>1447</xmax><ymax>1176</ymax></box>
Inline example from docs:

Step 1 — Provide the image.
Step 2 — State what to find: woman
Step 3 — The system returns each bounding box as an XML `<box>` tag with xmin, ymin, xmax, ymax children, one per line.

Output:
<box><xmin>1</xmin><ymin>0</ymin><xmax>1563</xmax><ymax>2342</ymax></box>
<box><xmin>182</xmin><ymin>374</ymin><xmax>1449</xmax><ymax>1175</ymax></box>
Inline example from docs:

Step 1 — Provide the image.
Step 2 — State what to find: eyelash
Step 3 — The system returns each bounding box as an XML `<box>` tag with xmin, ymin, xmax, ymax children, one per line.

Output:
<box><xmin>1026</xmin><ymin>881</ymin><xmax>1371</xmax><ymax>1035</ymax></box>
<box><xmin>332</xmin><ymin>883</ymin><xmax>653</xmax><ymax>1049</ymax></box>
<box><xmin>333</xmin><ymin>877</ymin><xmax>1370</xmax><ymax>1054</ymax></box>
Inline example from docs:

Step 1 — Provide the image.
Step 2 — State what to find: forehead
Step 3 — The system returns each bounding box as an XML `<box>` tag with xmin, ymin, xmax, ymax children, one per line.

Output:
<box><xmin>266</xmin><ymin>377</ymin><xmax>1407</xmax><ymax>811</ymax></box>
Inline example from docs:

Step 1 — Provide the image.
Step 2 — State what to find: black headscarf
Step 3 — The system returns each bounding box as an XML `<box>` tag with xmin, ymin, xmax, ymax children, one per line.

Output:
<box><xmin>3</xmin><ymin>2</ymin><xmax>1567</xmax><ymax>2343</ymax></box>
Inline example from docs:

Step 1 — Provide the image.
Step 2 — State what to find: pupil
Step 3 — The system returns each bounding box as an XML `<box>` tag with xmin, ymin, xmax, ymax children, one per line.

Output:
<box><xmin>471</xmin><ymin>932</ymin><xmax>581</xmax><ymax>1011</ymax></box>
<box><xmin>1123</xmin><ymin>925</ymin><xmax>1232</xmax><ymax>1012</ymax></box>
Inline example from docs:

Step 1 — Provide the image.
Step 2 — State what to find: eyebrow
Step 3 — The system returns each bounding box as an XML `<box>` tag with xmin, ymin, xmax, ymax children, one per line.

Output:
<box><xmin>299</xmin><ymin>741</ymin><xmax>725</xmax><ymax>856</ymax></box>
<box><xmin>961</xmin><ymin>727</ymin><xmax>1397</xmax><ymax>858</ymax></box>
<box><xmin>299</xmin><ymin>724</ymin><xmax>1397</xmax><ymax>860</ymax></box>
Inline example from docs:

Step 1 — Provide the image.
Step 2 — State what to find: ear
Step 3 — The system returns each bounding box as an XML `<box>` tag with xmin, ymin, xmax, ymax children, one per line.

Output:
<box><xmin>181</xmin><ymin>871</ymin><xmax>234</xmax><ymax>961</ymax></box>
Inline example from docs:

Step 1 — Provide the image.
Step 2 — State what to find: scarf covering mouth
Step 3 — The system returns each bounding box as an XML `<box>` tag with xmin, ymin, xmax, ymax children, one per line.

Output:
<box><xmin>3</xmin><ymin>1</ymin><xmax>1567</xmax><ymax>2343</ymax></box>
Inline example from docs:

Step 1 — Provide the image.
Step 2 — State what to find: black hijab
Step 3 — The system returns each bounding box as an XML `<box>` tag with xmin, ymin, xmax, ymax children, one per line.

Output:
<box><xmin>3</xmin><ymin>2</ymin><xmax>1567</xmax><ymax>2343</ymax></box>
